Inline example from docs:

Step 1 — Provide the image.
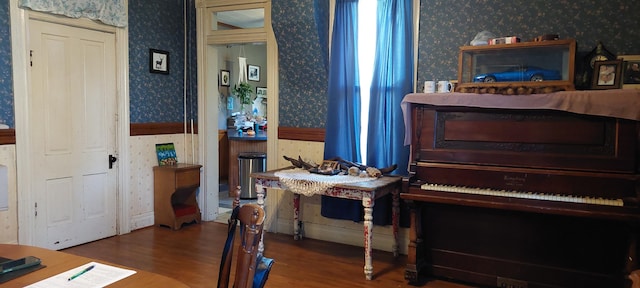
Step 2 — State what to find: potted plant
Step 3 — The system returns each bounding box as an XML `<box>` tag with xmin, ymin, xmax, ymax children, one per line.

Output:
<box><xmin>233</xmin><ymin>82</ymin><xmax>254</xmax><ymax>112</ymax></box>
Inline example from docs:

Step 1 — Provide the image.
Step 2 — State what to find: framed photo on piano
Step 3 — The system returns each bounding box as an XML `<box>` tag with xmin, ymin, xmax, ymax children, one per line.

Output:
<box><xmin>591</xmin><ymin>60</ymin><xmax>623</xmax><ymax>89</ymax></box>
<box><xmin>618</xmin><ymin>55</ymin><xmax>640</xmax><ymax>89</ymax></box>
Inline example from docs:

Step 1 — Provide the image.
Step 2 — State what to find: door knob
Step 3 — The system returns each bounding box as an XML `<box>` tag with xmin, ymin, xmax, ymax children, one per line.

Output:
<box><xmin>109</xmin><ymin>154</ymin><xmax>118</xmax><ymax>169</ymax></box>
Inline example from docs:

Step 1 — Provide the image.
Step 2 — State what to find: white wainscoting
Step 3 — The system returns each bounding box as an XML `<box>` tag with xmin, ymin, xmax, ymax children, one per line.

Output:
<box><xmin>0</xmin><ymin>145</ymin><xmax>18</xmax><ymax>244</ymax></box>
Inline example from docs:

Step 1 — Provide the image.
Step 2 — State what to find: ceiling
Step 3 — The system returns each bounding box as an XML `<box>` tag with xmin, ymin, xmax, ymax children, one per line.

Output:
<box><xmin>217</xmin><ymin>8</ymin><xmax>264</xmax><ymax>29</ymax></box>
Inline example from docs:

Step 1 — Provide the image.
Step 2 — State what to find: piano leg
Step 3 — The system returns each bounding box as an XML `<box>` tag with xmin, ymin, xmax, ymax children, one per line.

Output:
<box><xmin>363</xmin><ymin>194</ymin><xmax>374</xmax><ymax>280</ymax></box>
<box><xmin>405</xmin><ymin>199</ymin><xmax>425</xmax><ymax>285</ymax></box>
<box><xmin>392</xmin><ymin>185</ymin><xmax>400</xmax><ymax>257</ymax></box>
<box><xmin>627</xmin><ymin>223</ymin><xmax>639</xmax><ymax>288</ymax></box>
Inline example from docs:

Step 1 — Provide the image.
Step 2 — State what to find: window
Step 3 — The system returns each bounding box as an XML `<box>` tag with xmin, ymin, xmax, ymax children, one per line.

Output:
<box><xmin>323</xmin><ymin>0</ymin><xmax>415</xmax><ymax>224</ymax></box>
<box><xmin>357</xmin><ymin>1</ymin><xmax>377</xmax><ymax>163</ymax></box>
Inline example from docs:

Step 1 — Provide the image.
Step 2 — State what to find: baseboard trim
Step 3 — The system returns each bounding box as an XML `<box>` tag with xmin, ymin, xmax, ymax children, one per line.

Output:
<box><xmin>129</xmin><ymin>212</ymin><xmax>155</xmax><ymax>231</ymax></box>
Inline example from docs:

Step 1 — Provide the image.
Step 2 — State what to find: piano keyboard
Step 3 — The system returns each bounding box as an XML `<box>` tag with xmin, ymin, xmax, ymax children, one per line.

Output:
<box><xmin>420</xmin><ymin>183</ymin><xmax>624</xmax><ymax>207</ymax></box>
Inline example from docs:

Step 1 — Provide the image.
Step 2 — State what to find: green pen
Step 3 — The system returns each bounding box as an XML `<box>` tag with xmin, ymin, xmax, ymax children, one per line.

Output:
<box><xmin>68</xmin><ymin>265</ymin><xmax>95</xmax><ymax>281</ymax></box>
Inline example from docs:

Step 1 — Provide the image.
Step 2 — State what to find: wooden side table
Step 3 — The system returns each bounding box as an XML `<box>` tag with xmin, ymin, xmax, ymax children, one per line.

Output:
<box><xmin>250</xmin><ymin>167</ymin><xmax>402</xmax><ymax>280</ymax></box>
<box><xmin>153</xmin><ymin>164</ymin><xmax>202</xmax><ymax>230</ymax></box>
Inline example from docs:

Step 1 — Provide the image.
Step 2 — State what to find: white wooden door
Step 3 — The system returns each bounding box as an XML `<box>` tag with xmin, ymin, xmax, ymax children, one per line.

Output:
<box><xmin>29</xmin><ymin>19</ymin><xmax>117</xmax><ymax>250</ymax></box>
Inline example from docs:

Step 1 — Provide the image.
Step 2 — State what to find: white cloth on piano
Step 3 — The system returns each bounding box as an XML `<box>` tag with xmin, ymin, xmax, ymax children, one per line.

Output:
<box><xmin>274</xmin><ymin>168</ymin><xmax>376</xmax><ymax>197</ymax></box>
<box><xmin>401</xmin><ymin>89</ymin><xmax>640</xmax><ymax>146</ymax></box>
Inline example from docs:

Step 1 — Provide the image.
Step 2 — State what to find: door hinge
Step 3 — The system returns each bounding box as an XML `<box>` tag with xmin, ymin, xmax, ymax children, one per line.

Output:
<box><xmin>29</xmin><ymin>50</ymin><xmax>33</xmax><ymax>67</ymax></box>
<box><xmin>34</xmin><ymin>202</ymin><xmax>37</xmax><ymax>216</ymax></box>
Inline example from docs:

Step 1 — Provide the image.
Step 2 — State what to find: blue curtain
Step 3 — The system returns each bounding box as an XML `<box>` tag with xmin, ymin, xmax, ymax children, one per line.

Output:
<box><xmin>321</xmin><ymin>0</ymin><xmax>363</xmax><ymax>222</ymax></box>
<box><xmin>323</xmin><ymin>0</ymin><xmax>361</xmax><ymax>162</ymax></box>
<box><xmin>364</xmin><ymin>0</ymin><xmax>414</xmax><ymax>226</ymax></box>
<box><xmin>366</xmin><ymin>0</ymin><xmax>413</xmax><ymax>176</ymax></box>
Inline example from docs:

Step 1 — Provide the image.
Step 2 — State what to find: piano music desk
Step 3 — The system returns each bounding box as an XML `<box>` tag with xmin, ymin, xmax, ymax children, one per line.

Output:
<box><xmin>249</xmin><ymin>168</ymin><xmax>402</xmax><ymax>280</ymax></box>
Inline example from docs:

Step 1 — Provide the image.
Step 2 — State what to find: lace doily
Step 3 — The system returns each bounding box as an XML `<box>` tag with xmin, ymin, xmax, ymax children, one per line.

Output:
<box><xmin>274</xmin><ymin>168</ymin><xmax>376</xmax><ymax>196</ymax></box>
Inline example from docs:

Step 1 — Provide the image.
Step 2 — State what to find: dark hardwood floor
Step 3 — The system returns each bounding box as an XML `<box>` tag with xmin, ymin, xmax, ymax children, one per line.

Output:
<box><xmin>62</xmin><ymin>221</ymin><xmax>474</xmax><ymax>288</ymax></box>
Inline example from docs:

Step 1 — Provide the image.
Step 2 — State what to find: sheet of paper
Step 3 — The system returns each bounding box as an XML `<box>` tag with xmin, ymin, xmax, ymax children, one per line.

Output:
<box><xmin>25</xmin><ymin>262</ymin><xmax>136</xmax><ymax>288</ymax></box>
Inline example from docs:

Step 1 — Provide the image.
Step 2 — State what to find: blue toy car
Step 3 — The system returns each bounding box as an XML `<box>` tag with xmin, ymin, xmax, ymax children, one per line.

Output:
<box><xmin>473</xmin><ymin>66</ymin><xmax>561</xmax><ymax>83</ymax></box>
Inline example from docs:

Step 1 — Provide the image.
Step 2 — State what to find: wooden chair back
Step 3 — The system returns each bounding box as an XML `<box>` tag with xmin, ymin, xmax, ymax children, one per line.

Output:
<box><xmin>217</xmin><ymin>203</ymin><xmax>265</xmax><ymax>288</ymax></box>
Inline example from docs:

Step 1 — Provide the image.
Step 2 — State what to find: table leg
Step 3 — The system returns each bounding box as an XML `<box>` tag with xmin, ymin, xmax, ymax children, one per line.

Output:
<box><xmin>293</xmin><ymin>193</ymin><xmax>301</xmax><ymax>240</ymax></box>
<box><xmin>392</xmin><ymin>186</ymin><xmax>400</xmax><ymax>257</ymax></box>
<box><xmin>363</xmin><ymin>194</ymin><xmax>374</xmax><ymax>280</ymax></box>
<box><xmin>256</xmin><ymin>182</ymin><xmax>266</xmax><ymax>255</ymax></box>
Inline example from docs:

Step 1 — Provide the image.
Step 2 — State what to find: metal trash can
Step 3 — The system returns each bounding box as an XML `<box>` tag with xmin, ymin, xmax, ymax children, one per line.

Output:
<box><xmin>238</xmin><ymin>152</ymin><xmax>267</xmax><ymax>199</ymax></box>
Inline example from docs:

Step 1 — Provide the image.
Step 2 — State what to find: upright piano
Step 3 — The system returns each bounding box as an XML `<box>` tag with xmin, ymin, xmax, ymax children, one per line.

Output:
<box><xmin>400</xmin><ymin>90</ymin><xmax>640</xmax><ymax>288</ymax></box>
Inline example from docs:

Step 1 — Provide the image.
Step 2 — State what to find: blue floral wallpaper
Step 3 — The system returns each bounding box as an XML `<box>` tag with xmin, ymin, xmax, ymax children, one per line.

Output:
<box><xmin>129</xmin><ymin>0</ymin><xmax>197</xmax><ymax>123</ymax></box>
<box><xmin>273</xmin><ymin>0</ymin><xmax>640</xmax><ymax>128</ymax></box>
<box><xmin>0</xmin><ymin>0</ymin><xmax>13</xmax><ymax>128</ymax></box>
<box><xmin>418</xmin><ymin>0</ymin><xmax>640</xmax><ymax>86</ymax></box>
<box><xmin>272</xmin><ymin>0</ymin><xmax>328</xmax><ymax>128</ymax></box>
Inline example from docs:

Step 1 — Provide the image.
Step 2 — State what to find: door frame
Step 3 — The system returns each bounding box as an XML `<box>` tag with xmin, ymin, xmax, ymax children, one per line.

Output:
<box><xmin>196</xmin><ymin>0</ymin><xmax>279</xmax><ymax>225</ymax></box>
<box><xmin>10</xmin><ymin>1</ymin><xmax>131</xmax><ymax>245</ymax></box>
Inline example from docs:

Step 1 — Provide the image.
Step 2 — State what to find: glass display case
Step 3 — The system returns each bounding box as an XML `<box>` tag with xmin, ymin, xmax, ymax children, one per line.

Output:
<box><xmin>457</xmin><ymin>39</ymin><xmax>576</xmax><ymax>93</ymax></box>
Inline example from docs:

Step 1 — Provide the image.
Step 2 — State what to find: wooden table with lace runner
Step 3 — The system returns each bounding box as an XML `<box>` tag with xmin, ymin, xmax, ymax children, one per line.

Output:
<box><xmin>248</xmin><ymin>167</ymin><xmax>402</xmax><ymax>280</ymax></box>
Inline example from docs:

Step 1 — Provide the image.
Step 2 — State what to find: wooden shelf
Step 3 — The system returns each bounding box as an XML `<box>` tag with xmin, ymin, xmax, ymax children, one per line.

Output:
<box><xmin>153</xmin><ymin>164</ymin><xmax>203</xmax><ymax>230</ymax></box>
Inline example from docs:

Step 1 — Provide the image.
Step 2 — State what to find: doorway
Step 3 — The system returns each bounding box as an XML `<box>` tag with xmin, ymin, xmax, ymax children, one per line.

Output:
<box><xmin>215</xmin><ymin>43</ymin><xmax>267</xmax><ymax>220</ymax></box>
<box><xmin>197</xmin><ymin>1</ymin><xmax>278</xmax><ymax>228</ymax></box>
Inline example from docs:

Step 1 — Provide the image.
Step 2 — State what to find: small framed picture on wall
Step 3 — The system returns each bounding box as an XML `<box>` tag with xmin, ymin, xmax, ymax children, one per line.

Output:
<box><xmin>149</xmin><ymin>49</ymin><xmax>169</xmax><ymax>74</ymax></box>
<box><xmin>248</xmin><ymin>65</ymin><xmax>260</xmax><ymax>81</ymax></box>
<box><xmin>256</xmin><ymin>87</ymin><xmax>267</xmax><ymax>97</ymax></box>
<box><xmin>220</xmin><ymin>70</ymin><xmax>230</xmax><ymax>87</ymax></box>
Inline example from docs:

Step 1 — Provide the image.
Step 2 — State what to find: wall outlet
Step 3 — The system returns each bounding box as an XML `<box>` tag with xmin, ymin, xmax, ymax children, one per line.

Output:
<box><xmin>497</xmin><ymin>276</ymin><xmax>528</xmax><ymax>288</ymax></box>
